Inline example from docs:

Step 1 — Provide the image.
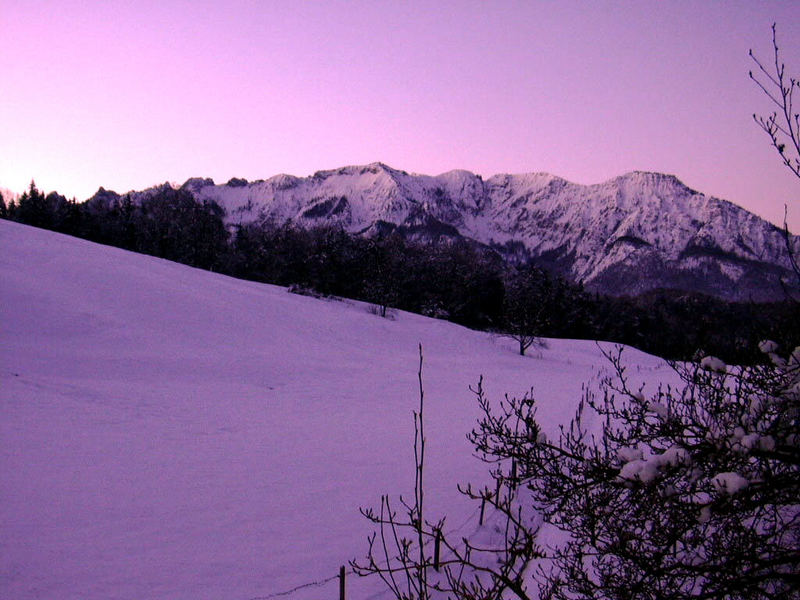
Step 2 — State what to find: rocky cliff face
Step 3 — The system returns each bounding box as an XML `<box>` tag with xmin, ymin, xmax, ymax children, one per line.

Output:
<box><xmin>92</xmin><ymin>163</ymin><xmax>800</xmax><ymax>301</ymax></box>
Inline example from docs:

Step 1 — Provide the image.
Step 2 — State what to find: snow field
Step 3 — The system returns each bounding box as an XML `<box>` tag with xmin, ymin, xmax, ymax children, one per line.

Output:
<box><xmin>0</xmin><ymin>220</ymin><xmax>670</xmax><ymax>600</ymax></box>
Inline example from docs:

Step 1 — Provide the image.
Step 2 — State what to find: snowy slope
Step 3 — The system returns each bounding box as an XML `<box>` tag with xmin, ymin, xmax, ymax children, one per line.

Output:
<box><xmin>0</xmin><ymin>220</ymin><xmax>671</xmax><ymax>600</ymax></box>
<box><xmin>98</xmin><ymin>163</ymin><xmax>798</xmax><ymax>301</ymax></box>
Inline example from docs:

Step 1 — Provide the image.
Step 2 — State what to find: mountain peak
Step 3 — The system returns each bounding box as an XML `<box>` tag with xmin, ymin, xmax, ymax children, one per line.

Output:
<box><xmin>436</xmin><ymin>168</ymin><xmax>480</xmax><ymax>179</ymax></box>
<box><xmin>310</xmin><ymin>162</ymin><xmax>406</xmax><ymax>180</ymax></box>
<box><xmin>625</xmin><ymin>170</ymin><xmax>680</xmax><ymax>179</ymax></box>
<box><xmin>182</xmin><ymin>177</ymin><xmax>216</xmax><ymax>192</ymax></box>
<box><xmin>614</xmin><ymin>171</ymin><xmax>696</xmax><ymax>192</ymax></box>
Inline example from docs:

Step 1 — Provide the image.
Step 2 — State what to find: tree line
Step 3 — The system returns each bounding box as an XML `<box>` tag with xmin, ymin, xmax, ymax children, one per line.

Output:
<box><xmin>2</xmin><ymin>181</ymin><xmax>797</xmax><ymax>363</ymax></box>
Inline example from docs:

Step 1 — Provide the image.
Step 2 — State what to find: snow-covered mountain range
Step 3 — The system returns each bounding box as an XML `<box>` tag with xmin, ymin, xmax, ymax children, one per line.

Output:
<box><xmin>94</xmin><ymin>163</ymin><xmax>800</xmax><ymax>301</ymax></box>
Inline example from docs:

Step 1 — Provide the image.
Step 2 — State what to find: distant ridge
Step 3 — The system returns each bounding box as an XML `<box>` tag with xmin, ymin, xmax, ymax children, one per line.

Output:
<box><xmin>88</xmin><ymin>163</ymin><xmax>799</xmax><ymax>301</ymax></box>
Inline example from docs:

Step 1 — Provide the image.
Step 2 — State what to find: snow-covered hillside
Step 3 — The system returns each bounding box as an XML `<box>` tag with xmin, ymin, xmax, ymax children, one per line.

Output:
<box><xmin>93</xmin><ymin>163</ymin><xmax>799</xmax><ymax>301</ymax></box>
<box><xmin>1</xmin><ymin>220</ymin><xmax>671</xmax><ymax>600</ymax></box>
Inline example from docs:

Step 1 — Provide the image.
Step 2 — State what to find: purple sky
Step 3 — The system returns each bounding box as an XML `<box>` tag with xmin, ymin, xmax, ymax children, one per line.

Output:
<box><xmin>2</xmin><ymin>1</ymin><xmax>799</xmax><ymax>229</ymax></box>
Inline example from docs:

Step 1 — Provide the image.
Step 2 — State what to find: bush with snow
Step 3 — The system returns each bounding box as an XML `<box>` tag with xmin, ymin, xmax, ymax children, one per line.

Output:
<box><xmin>457</xmin><ymin>343</ymin><xmax>800</xmax><ymax>600</ymax></box>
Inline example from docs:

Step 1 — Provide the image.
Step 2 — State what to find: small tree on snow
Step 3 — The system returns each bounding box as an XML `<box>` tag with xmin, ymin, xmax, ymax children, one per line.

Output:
<box><xmin>352</xmin><ymin>347</ymin><xmax>542</xmax><ymax>600</ymax></box>
<box><xmin>363</xmin><ymin>237</ymin><xmax>403</xmax><ymax>319</ymax></box>
<box><xmin>351</xmin><ymin>345</ymin><xmax>434</xmax><ymax>600</ymax></box>
<box><xmin>503</xmin><ymin>265</ymin><xmax>551</xmax><ymax>356</ymax></box>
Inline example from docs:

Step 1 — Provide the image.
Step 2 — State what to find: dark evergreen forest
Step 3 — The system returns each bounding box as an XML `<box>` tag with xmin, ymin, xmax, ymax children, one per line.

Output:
<box><xmin>3</xmin><ymin>182</ymin><xmax>797</xmax><ymax>363</ymax></box>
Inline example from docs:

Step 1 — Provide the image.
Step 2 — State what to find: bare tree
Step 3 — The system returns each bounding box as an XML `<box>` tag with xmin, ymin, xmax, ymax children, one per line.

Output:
<box><xmin>352</xmin><ymin>349</ymin><xmax>543</xmax><ymax>600</ymax></box>
<box><xmin>750</xmin><ymin>24</ymin><xmax>800</xmax><ymax>289</ymax></box>
<box><xmin>469</xmin><ymin>345</ymin><xmax>800</xmax><ymax>600</ymax></box>
<box><xmin>351</xmin><ymin>345</ymin><xmax>434</xmax><ymax>600</ymax></box>
<box><xmin>502</xmin><ymin>266</ymin><xmax>551</xmax><ymax>356</ymax></box>
<box><xmin>750</xmin><ymin>24</ymin><xmax>800</xmax><ymax>183</ymax></box>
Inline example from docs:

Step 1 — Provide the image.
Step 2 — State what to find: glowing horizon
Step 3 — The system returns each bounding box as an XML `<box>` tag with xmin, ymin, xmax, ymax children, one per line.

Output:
<box><xmin>2</xmin><ymin>1</ymin><xmax>799</xmax><ymax>229</ymax></box>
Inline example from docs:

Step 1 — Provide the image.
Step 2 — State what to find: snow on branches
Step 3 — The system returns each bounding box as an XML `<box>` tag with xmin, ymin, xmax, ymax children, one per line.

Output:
<box><xmin>467</xmin><ymin>343</ymin><xmax>799</xmax><ymax>600</ymax></box>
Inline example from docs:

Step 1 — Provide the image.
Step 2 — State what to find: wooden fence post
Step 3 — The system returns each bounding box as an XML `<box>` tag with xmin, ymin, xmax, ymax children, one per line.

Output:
<box><xmin>434</xmin><ymin>529</ymin><xmax>441</xmax><ymax>571</ymax></box>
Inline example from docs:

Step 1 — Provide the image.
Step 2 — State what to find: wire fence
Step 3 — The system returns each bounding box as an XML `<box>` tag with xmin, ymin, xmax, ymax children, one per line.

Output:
<box><xmin>245</xmin><ymin>502</ymin><xmax>485</xmax><ymax>600</ymax></box>
<box><xmin>248</xmin><ymin>572</ymin><xmax>341</xmax><ymax>600</ymax></box>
